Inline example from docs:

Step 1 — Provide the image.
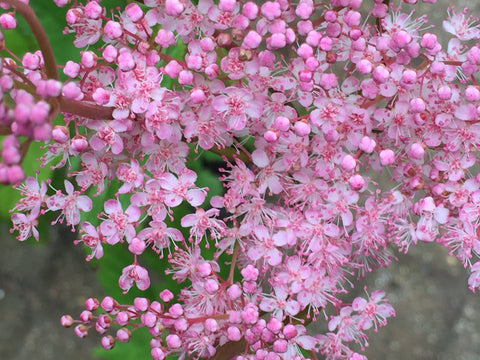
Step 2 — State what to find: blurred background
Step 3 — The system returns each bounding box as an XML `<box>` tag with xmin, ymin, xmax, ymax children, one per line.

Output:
<box><xmin>2</xmin><ymin>1</ymin><xmax>480</xmax><ymax>360</ymax></box>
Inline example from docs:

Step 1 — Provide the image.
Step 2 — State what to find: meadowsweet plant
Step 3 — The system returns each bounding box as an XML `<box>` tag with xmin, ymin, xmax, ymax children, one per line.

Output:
<box><xmin>3</xmin><ymin>0</ymin><xmax>480</xmax><ymax>358</ymax></box>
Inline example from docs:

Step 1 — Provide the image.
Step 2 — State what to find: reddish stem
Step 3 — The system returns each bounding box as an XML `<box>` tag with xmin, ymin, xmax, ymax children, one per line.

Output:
<box><xmin>59</xmin><ymin>98</ymin><xmax>114</xmax><ymax>120</ymax></box>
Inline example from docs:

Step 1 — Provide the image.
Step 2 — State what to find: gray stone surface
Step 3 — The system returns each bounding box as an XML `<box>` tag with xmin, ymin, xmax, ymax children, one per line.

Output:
<box><xmin>0</xmin><ymin>224</ymin><xmax>104</xmax><ymax>360</ymax></box>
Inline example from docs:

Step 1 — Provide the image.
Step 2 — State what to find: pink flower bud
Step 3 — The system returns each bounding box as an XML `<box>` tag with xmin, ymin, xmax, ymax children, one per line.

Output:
<box><xmin>0</xmin><ymin>13</ymin><xmax>16</xmax><ymax>29</ymax></box>
<box><xmin>165</xmin><ymin>0</ymin><xmax>184</xmax><ymax>16</ymax></box>
<box><xmin>62</xmin><ymin>82</ymin><xmax>83</xmax><ymax>100</ymax></box>
<box><xmin>295</xmin><ymin>1</ymin><xmax>313</xmax><ymax>19</ymax></box>
<box><xmin>305</xmin><ymin>56</ymin><xmax>319</xmax><ymax>71</ymax></box>
<box><xmin>155</xmin><ymin>29</ymin><xmax>175</xmax><ymax>47</ymax></box>
<box><xmin>53</xmin><ymin>0</ymin><xmax>70</xmax><ymax>7</ymax></box>
<box><xmin>103</xmin><ymin>45</ymin><xmax>118</xmax><ymax>62</ymax></box>
<box><xmin>22</xmin><ymin>52</ymin><xmax>40</xmax><ymax>70</ymax></box>
<box><xmin>356</xmin><ymin>59</ymin><xmax>372</xmax><ymax>74</ymax></box>
<box><xmin>372</xmin><ymin>3</ymin><xmax>388</xmax><ymax>18</ymax></box>
<box><xmin>63</xmin><ymin>60</ymin><xmax>81</xmax><ymax>78</ymax></box>
<box><xmin>190</xmin><ymin>88</ymin><xmax>206</xmax><ymax>104</ymax></box>
<box><xmin>128</xmin><ymin>237</ymin><xmax>146</xmax><ymax>255</ymax></box>
<box><xmin>197</xmin><ymin>262</ymin><xmax>212</xmax><ymax>277</ymax></box>
<box><xmin>282</xmin><ymin>324</ymin><xmax>297</xmax><ymax>339</ymax></box>
<box><xmin>268</xmin><ymin>33</ymin><xmax>286</xmax><ymax>49</ymax></box>
<box><xmin>104</xmin><ymin>20</ymin><xmax>123</xmax><ymax>39</ymax></box>
<box><xmin>219</xmin><ymin>0</ymin><xmax>236</xmax><ymax>12</ymax></box>
<box><xmin>306</xmin><ymin>31</ymin><xmax>321</xmax><ymax>47</ymax></box>
<box><xmin>125</xmin><ymin>3</ymin><xmax>143</xmax><ymax>22</ymax></box>
<box><xmin>409</xmin><ymin>98</ymin><xmax>425</xmax><ymax>112</ymax></box>
<box><xmin>174</xmin><ymin>317</ymin><xmax>188</xmax><ymax>331</ymax></box>
<box><xmin>467</xmin><ymin>46</ymin><xmax>480</xmax><ymax>64</ymax></box>
<box><xmin>118</xmin><ymin>50</ymin><xmax>135</xmax><ymax>71</ymax></box>
<box><xmin>241</xmin><ymin>264</ymin><xmax>259</xmax><ymax>281</ymax></box>
<box><xmin>267</xmin><ymin>318</ymin><xmax>282</xmax><ymax>334</ymax></box>
<box><xmin>349</xmin><ymin>174</ymin><xmax>365</xmax><ymax>190</ymax></box>
<box><xmin>79</xmin><ymin>310</ymin><xmax>93</xmax><ymax>323</ymax></box>
<box><xmin>33</xmin><ymin>124</ymin><xmax>52</xmax><ymax>141</ymax></box>
<box><xmin>379</xmin><ymin>149</ymin><xmax>395</xmax><ymax>166</ymax></box>
<box><xmin>429</xmin><ymin>61</ymin><xmax>445</xmax><ymax>75</ymax></box>
<box><xmin>273</xmin><ymin>339</ymin><xmax>288</xmax><ymax>353</ymax></box>
<box><xmin>465</xmin><ymin>86</ymin><xmax>480</xmax><ymax>102</ymax></box>
<box><xmin>261</xmin><ymin>1</ymin><xmax>281</xmax><ymax>21</ymax></box>
<box><xmin>164</xmin><ymin>60</ymin><xmax>183</xmax><ymax>78</ymax></box>
<box><xmin>242</xmin><ymin>1</ymin><xmax>258</xmax><ymax>20</ymax></box>
<box><xmin>273</xmin><ymin>116</ymin><xmax>290</xmax><ymax>131</ymax></box>
<box><xmin>92</xmin><ymin>88</ymin><xmax>110</xmax><ymax>105</ymax></box>
<box><xmin>71</xmin><ymin>135</ymin><xmax>88</xmax><ymax>152</ymax></box>
<box><xmin>392</xmin><ymin>29</ymin><xmax>411</xmax><ymax>48</ymax></box>
<box><xmin>97</xmin><ymin>314</ymin><xmax>112</xmax><ymax>328</ymax></box>
<box><xmin>85</xmin><ymin>298</ymin><xmax>100</xmax><ymax>311</ymax></box>
<box><xmin>61</xmin><ymin>315</ymin><xmax>74</xmax><ymax>327</ymax></box>
<box><xmin>437</xmin><ymin>85</ymin><xmax>452</xmax><ymax>100</ymax></box>
<box><xmin>324</xmin><ymin>10</ymin><xmax>337</xmax><ymax>22</ymax></box>
<box><xmin>227</xmin><ymin>284</ymin><xmax>242</xmax><ymax>300</ymax></box>
<box><xmin>166</xmin><ymin>334</ymin><xmax>182</xmax><ymax>348</ymax></box>
<box><xmin>115</xmin><ymin>311</ymin><xmax>129</xmax><ymax>326</ymax></box>
<box><xmin>205</xmin><ymin>318</ymin><xmax>218</xmax><ymax>332</ymax></box>
<box><xmin>141</xmin><ymin>312</ymin><xmax>157</xmax><ymax>327</ymax></box>
<box><xmin>298</xmin><ymin>20</ymin><xmax>313</xmax><ymax>36</ymax></box>
<box><xmin>101</xmin><ymin>297</ymin><xmax>117</xmax><ymax>313</ymax></box>
<box><xmin>186</xmin><ymin>54</ymin><xmax>202</xmax><ymax>70</ymax></box>
<box><xmin>326</xmin><ymin>22</ymin><xmax>342</xmax><ymax>38</ymax></box>
<box><xmin>150</xmin><ymin>301</ymin><xmax>162</xmax><ymax>313</ymax></box>
<box><xmin>319</xmin><ymin>36</ymin><xmax>333</xmax><ymax>51</ymax></box>
<box><xmin>132</xmin><ymin>297</ymin><xmax>149</xmax><ymax>312</ymax></box>
<box><xmin>341</xmin><ymin>154</ymin><xmax>357</xmax><ymax>171</ymax></box>
<box><xmin>401</xmin><ymin>69</ymin><xmax>417</xmax><ymax>85</ymax></box>
<box><xmin>66</xmin><ymin>8</ymin><xmax>82</xmax><ymax>25</ymax></box>
<box><xmin>169</xmin><ymin>303</ymin><xmax>184</xmax><ymax>317</ymax></box>
<box><xmin>101</xmin><ymin>335</ymin><xmax>115</xmax><ymax>350</ymax></box>
<box><xmin>74</xmin><ymin>325</ymin><xmax>88</xmax><ymax>338</ymax></box>
<box><xmin>319</xmin><ymin>73</ymin><xmax>338</xmax><ymax>90</ymax></box>
<box><xmin>344</xmin><ymin>10</ymin><xmax>361</xmax><ymax>27</ymax></box>
<box><xmin>2</xmin><ymin>146</ymin><xmax>21</xmax><ymax>164</ymax></box>
<box><xmin>116</xmin><ymin>328</ymin><xmax>131</xmax><ymax>343</ymax></box>
<box><xmin>204</xmin><ymin>278</ymin><xmax>219</xmax><ymax>294</ymax></box>
<box><xmin>264</xmin><ymin>129</ymin><xmax>278</xmax><ymax>142</ymax></box>
<box><xmin>243</xmin><ymin>30</ymin><xmax>262</xmax><ymax>49</ymax></box>
<box><xmin>227</xmin><ymin>326</ymin><xmax>242</xmax><ymax>341</ymax></box>
<box><xmin>85</xmin><ymin>1</ymin><xmax>102</xmax><ymax>19</ymax></box>
<box><xmin>151</xmin><ymin>347</ymin><xmax>166</xmax><ymax>360</ymax></box>
<box><xmin>409</xmin><ymin>142</ymin><xmax>425</xmax><ymax>160</ymax></box>
<box><xmin>299</xmin><ymin>69</ymin><xmax>312</xmax><ymax>82</ymax></box>
<box><xmin>421</xmin><ymin>33</ymin><xmax>438</xmax><ymax>49</ymax></box>
<box><xmin>298</xmin><ymin>80</ymin><xmax>313</xmax><ymax>92</ymax></box>
<box><xmin>159</xmin><ymin>289</ymin><xmax>174</xmax><ymax>302</ymax></box>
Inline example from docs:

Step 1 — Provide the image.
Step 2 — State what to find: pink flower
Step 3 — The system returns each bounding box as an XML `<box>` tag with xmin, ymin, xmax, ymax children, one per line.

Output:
<box><xmin>77</xmin><ymin>221</ymin><xmax>104</xmax><ymax>261</ymax></box>
<box><xmin>11</xmin><ymin>208</ymin><xmax>40</xmax><ymax>241</ymax></box>
<box><xmin>46</xmin><ymin>180</ymin><xmax>92</xmax><ymax>227</ymax></box>
<box><xmin>212</xmin><ymin>86</ymin><xmax>263</xmax><ymax>131</ymax></box>
<box><xmin>181</xmin><ymin>208</ymin><xmax>226</xmax><ymax>243</ymax></box>
<box><xmin>443</xmin><ymin>7</ymin><xmax>480</xmax><ymax>41</ymax></box>
<box><xmin>99</xmin><ymin>199</ymin><xmax>140</xmax><ymax>245</ymax></box>
<box><xmin>158</xmin><ymin>169</ymin><xmax>206</xmax><ymax>207</ymax></box>
<box><xmin>119</xmin><ymin>264</ymin><xmax>150</xmax><ymax>293</ymax></box>
<box><xmin>14</xmin><ymin>176</ymin><xmax>47</xmax><ymax>214</ymax></box>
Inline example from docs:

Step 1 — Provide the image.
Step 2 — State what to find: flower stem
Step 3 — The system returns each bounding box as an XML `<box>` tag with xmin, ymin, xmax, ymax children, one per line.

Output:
<box><xmin>59</xmin><ymin>98</ymin><xmax>114</xmax><ymax>121</ymax></box>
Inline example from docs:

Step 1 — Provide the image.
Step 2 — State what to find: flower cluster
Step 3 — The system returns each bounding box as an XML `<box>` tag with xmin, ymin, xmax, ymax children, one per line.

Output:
<box><xmin>3</xmin><ymin>0</ymin><xmax>480</xmax><ymax>359</ymax></box>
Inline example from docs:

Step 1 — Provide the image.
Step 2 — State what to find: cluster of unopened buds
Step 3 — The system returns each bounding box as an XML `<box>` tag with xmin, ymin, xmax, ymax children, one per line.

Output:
<box><xmin>3</xmin><ymin>0</ymin><xmax>480</xmax><ymax>358</ymax></box>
